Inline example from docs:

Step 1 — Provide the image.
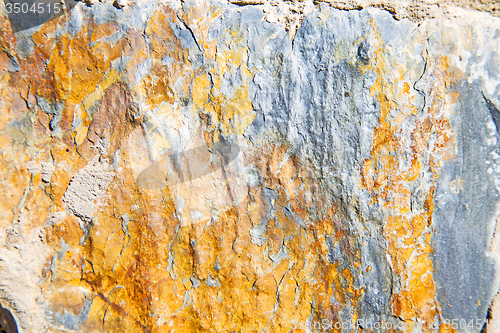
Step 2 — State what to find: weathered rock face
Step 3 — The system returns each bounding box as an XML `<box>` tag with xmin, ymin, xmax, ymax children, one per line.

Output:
<box><xmin>1</xmin><ymin>1</ymin><xmax>500</xmax><ymax>332</ymax></box>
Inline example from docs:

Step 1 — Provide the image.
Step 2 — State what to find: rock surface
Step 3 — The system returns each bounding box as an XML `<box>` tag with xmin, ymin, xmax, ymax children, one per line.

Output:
<box><xmin>0</xmin><ymin>0</ymin><xmax>500</xmax><ymax>332</ymax></box>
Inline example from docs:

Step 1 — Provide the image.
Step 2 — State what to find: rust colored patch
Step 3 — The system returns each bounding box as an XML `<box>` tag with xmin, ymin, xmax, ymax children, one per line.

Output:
<box><xmin>78</xmin><ymin>82</ymin><xmax>139</xmax><ymax>160</ymax></box>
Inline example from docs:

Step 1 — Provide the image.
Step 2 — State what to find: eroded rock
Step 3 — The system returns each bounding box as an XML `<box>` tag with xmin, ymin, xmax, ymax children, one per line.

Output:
<box><xmin>0</xmin><ymin>1</ymin><xmax>499</xmax><ymax>332</ymax></box>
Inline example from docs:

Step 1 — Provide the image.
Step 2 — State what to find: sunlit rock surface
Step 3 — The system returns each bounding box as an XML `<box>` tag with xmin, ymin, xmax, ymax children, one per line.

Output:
<box><xmin>1</xmin><ymin>1</ymin><xmax>500</xmax><ymax>332</ymax></box>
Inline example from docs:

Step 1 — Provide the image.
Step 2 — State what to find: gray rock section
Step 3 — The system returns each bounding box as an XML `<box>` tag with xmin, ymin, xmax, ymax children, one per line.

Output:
<box><xmin>46</xmin><ymin>297</ymin><xmax>92</xmax><ymax>331</ymax></box>
<box><xmin>432</xmin><ymin>81</ymin><xmax>500</xmax><ymax>326</ymax></box>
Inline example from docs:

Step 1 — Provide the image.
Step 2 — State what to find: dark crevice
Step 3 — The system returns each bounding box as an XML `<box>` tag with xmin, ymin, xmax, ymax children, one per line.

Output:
<box><xmin>480</xmin><ymin>303</ymin><xmax>493</xmax><ymax>333</ymax></box>
<box><xmin>0</xmin><ymin>305</ymin><xmax>18</xmax><ymax>333</ymax></box>
<box><xmin>483</xmin><ymin>92</ymin><xmax>500</xmax><ymax>133</ymax></box>
<box><xmin>175</xmin><ymin>14</ymin><xmax>202</xmax><ymax>53</ymax></box>
<box><xmin>228</xmin><ymin>0</ymin><xmax>264</xmax><ymax>5</ymax></box>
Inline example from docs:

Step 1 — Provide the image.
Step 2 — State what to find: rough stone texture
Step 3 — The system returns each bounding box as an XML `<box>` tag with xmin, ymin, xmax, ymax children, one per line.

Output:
<box><xmin>0</xmin><ymin>0</ymin><xmax>500</xmax><ymax>332</ymax></box>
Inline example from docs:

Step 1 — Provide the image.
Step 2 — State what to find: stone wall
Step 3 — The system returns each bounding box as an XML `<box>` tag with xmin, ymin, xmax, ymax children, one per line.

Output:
<box><xmin>0</xmin><ymin>0</ymin><xmax>500</xmax><ymax>332</ymax></box>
